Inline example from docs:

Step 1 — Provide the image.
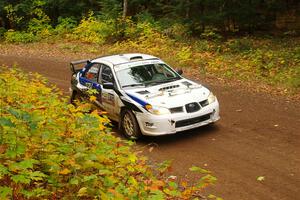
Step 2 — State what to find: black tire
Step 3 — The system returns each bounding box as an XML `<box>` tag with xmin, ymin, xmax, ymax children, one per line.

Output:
<box><xmin>70</xmin><ymin>90</ymin><xmax>85</xmax><ymax>105</ymax></box>
<box><xmin>70</xmin><ymin>90</ymin><xmax>79</xmax><ymax>104</ymax></box>
<box><xmin>121</xmin><ymin>110</ymin><xmax>142</xmax><ymax>140</ymax></box>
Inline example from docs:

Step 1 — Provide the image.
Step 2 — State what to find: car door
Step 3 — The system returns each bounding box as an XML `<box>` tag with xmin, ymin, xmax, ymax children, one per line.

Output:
<box><xmin>99</xmin><ymin>64</ymin><xmax>119</xmax><ymax>121</ymax></box>
<box><xmin>79</xmin><ymin>63</ymin><xmax>102</xmax><ymax>97</ymax></box>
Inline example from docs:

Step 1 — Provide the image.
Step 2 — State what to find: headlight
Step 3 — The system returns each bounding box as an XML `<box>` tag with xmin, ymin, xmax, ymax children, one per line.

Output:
<box><xmin>145</xmin><ymin>104</ymin><xmax>171</xmax><ymax>115</ymax></box>
<box><xmin>208</xmin><ymin>92</ymin><xmax>216</xmax><ymax>104</ymax></box>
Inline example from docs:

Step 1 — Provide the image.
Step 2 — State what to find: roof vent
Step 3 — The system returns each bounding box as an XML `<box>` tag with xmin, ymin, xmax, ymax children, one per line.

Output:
<box><xmin>130</xmin><ymin>56</ymin><xmax>143</xmax><ymax>60</ymax></box>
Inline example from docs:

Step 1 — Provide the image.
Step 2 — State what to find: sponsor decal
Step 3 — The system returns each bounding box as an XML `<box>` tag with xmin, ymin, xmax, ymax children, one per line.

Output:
<box><xmin>102</xmin><ymin>93</ymin><xmax>115</xmax><ymax>106</ymax></box>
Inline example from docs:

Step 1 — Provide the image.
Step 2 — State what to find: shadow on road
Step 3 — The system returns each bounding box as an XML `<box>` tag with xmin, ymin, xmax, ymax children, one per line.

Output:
<box><xmin>124</xmin><ymin>124</ymin><xmax>221</xmax><ymax>146</ymax></box>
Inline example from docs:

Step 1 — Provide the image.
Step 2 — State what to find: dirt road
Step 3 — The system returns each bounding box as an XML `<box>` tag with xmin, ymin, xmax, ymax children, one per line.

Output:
<box><xmin>1</xmin><ymin>54</ymin><xmax>300</xmax><ymax>200</ymax></box>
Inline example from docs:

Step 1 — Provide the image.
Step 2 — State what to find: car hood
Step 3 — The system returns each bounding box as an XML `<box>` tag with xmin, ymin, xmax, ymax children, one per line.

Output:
<box><xmin>124</xmin><ymin>79</ymin><xmax>211</xmax><ymax>108</ymax></box>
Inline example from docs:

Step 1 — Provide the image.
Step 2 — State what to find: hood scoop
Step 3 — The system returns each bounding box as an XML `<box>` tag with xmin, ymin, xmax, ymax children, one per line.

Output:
<box><xmin>136</xmin><ymin>90</ymin><xmax>150</xmax><ymax>95</ymax></box>
<box><xmin>181</xmin><ymin>81</ymin><xmax>193</xmax><ymax>87</ymax></box>
<box><xmin>181</xmin><ymin>81</ymin><xmax>202</xmax><ymax>89</ymax></box>
<box><xmin>159</xmin><ymin>85</ymin><xmax>180</xmax><ymax>91</ymax></box>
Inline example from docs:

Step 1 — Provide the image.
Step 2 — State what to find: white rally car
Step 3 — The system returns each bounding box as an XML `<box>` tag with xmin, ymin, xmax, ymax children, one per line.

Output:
<box><xmin>70</xmin><ymin>53</ymin><xmax>220</xmax><ymax>139</ymax></box>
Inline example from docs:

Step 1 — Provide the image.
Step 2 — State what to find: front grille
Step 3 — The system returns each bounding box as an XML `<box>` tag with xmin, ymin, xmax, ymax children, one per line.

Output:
<box><xmin>200</xmin><ymin>99</ymin><xmax>209</xmax><ymax>107</ymax></box>
<box><xmin>185</xmin><ymin>102</ymin><xmax>200</xmax><ymax>113</ymax></box>
<box><xmin>175</xmin><ymin>113</ymin><xmax>211</xmax><ymax>128</ymax></box>
<box><xmin>170</xmin><ymin>106</ymin><xmax>184</xmax><ymax>113</ymax></box>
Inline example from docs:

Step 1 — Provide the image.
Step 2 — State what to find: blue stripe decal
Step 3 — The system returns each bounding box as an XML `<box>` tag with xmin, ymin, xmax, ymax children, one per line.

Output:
<box><xmin>79</xmin><ymin>77</ymin><xmax>102</xmax><ymax>91</ymax></box>
<box><xmin>79</xmin><ymin>77</ymin><xmax>91</xmax><ymax>85</ymax></box>
<box><xmin>126</xmin><ymin>93</ymin><xmax>148</xmax><ymax>107</ymax></box>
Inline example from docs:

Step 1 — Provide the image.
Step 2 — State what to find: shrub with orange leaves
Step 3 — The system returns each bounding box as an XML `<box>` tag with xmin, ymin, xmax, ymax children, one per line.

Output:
<box><xmin>0</xmin><ymin>66</ymin><xmax>220</xmax><ymax>199</ymax></box>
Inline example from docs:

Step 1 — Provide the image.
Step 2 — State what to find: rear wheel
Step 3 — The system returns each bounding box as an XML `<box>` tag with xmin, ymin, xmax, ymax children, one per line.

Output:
<box><xmin>121</xmin><ymin>110</ymin><xmax>142</xmax><ymax>140</ymax></box>
<box><xmin>70</xmin><ymin>90</ymin><xmax>85</xmax><ymax>105</ymax></box>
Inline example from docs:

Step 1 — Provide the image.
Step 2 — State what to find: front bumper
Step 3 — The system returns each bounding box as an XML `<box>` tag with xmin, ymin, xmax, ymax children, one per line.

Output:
<box><xmin>136</xmin><ymin>100</ymin><xmax>220</xmax><ymax>136</ymax></box>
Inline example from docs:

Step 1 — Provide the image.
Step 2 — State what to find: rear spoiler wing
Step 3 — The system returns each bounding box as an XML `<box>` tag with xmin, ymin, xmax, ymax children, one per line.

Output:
<box><xmin>70</xmin><ymin>59</ymin><xmax>90</xmax><ymax>74</ymax></box>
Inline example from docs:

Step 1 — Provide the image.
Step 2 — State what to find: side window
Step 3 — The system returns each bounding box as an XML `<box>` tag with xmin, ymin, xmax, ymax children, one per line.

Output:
<box><xmin>101</xmin><ymin>65</ymin><xmax>113</xmax><ymax>83</ymax></box>
<box><xmin>84</xmin><ymin>64</ymin><xmax>100</xmax><ymax>82</ymax></box>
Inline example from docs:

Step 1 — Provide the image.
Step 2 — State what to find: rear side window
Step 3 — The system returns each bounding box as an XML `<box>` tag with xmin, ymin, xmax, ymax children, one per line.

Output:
<box><xmin>84</xmin><ymin>64</ymin><xmax>100</xmax><ymax>82</ymax></box>
<box><xmin>101</xmin><ymin>65</ymin><xmax>114</xmax><ymax>83</ymax></box>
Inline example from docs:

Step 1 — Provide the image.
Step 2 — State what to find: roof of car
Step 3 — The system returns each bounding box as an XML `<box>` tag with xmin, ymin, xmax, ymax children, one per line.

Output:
<box><xmin>92</xmin><ymin>53</ymin><xmax>159</xmax><ymax>66</ymax></box>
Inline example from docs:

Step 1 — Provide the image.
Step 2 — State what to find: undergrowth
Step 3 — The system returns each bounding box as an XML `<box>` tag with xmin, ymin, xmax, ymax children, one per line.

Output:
<box><xmin>0</xmin><ymin>67</ymin><xmax>219</xmax><ymax>199</ymax></box>
<box><xmin>1</xmin><ymin>11</ymin><xmax>299</xmax><ymax>93</ymax></box>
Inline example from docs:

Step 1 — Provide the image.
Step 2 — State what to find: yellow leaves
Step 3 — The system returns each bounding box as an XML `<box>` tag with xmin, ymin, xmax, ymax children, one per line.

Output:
<box><xmin>77</xmin><ymin>187</ymin><xmax>88</xmax><ymax>197</ymax></box>
<box><xmin>59</xmin><ymin>168</ymin><xmax>71</xmax><ymax>175</ymax></box>
<box><xmin>89</xmin><ymin>95</ymin><xmax>96</xmax><ymax>102</ymax></box>
<box><xmin>98</xmin><ymin>123</ymin><xmax>105</xmax><ymax>131</ymax></box>
<box><xmin>65</xmin><ymin>158</ymin><xmax>75</xmax><ymax>165</ymax></box>
<box><xmin>128</xmin><ymin>154</ymin><xmax>137</xmax><ymax>163</ymax></box>
<box><xmin>181</xmin><ymin>181</ymin><xmax>188</xmax><ymax>188</ymax></box>
<box><xmin>90</xmin><ymin>110</ymin><xmax>99</xmax><ymax>117</ymax></box>
<box><xmin>257</xmin><ymin>176</ymin><xmax>265</xmax><ymax>182</ymax></box>
<box><xmin>146</xmin><ymin>180</ymin><xmax>165</xmax><ymax>191</ymax></box>
<box><xmin>6</xmin><ymin>96</ymin><xmax>14</xmax><ymax>103</ymax></box>
<box><xmin>1</xmin><ymin>66</ymin><xmax>221</xmax><ymax>199</ymax></box>
<box><xmin>177</xmin><ymin>46</ymin><xmax>192</xmax><ymax>65</ymax></box>
<box><xmin>97</xmin><ymin>110</ymin><xmax>108</xmax><ymax>115</ymax></box>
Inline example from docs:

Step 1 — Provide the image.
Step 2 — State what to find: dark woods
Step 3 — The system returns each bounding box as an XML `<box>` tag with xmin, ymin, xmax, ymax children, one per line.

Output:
<box><xmin>0</xmin><ymin>0</ymin><xmax>299</xmax><ymax>36</ymax></box>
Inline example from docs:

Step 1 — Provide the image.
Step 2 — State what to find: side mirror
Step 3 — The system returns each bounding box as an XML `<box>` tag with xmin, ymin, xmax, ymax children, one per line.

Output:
<box><xmin>103</xmin><ymin>82</ymin><xmax>114</xmax><ymax>90</ymax></box>
<box><xmin>176</xmin><ymin>69</ymin><xmax>183</xmax><ymax>75</ymax></box>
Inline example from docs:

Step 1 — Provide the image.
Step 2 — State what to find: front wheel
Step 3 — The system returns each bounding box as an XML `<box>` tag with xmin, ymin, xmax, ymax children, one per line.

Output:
<box><xmin>121</xmin><ymin>110</ymin><xmax>142</xmax><ymax>140</ymax></box>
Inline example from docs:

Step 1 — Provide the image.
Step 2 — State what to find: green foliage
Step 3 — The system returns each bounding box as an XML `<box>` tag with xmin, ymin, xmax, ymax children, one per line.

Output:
<box><xmin>27</xmin><ymin>0</ymin><xmax>53</xmax><ymax>39</ymax></box>
<box><xmin>53</xmin><ymin>17</ymin><xmax>77</xmax><ymax>35</ymax></box>
<box><xmin>1</xmin><ymin>1</ymin><xmax>298</xmax><ymax>93</ymax></box>
<box><xmin>109</xmin><ymin>35</ymin><xmax>299</xmax><ymax>92</ymax></box>
<box><xmin>177</xmin><ymin>46</ymin><xmax>192</xmax><ymax>65</ymax></box>
<box><xmin>4</xmin><ymin>4</ymin><xmax>24</xmax><ymax>29</ymax></box>
<box><xmin>1</xmin><ymin>0</ymin><xmax>299</xmax><ymax>36</ymax></box>
<box><xmin>163</xmin><ymin>23</ymin><xmax>191</xmax><ymax>40</ymax></box>
<box><xmin>0</xmin><ymin>67</ymin><xmax>217</xmax><ymax>199</ymax></box>
<box><xmin>0</xmin><ymin>28</ymin><xmax>7</xmax><ymax>39</ymax></box>
<box><xmin>98</xmin><ymin>0</ymin><xmax>122</xmax><ymax>19</ymax></box>
<box><xmin>200</xmin><ymin>27</ymin><xmax>222</xmax><ymax>40</ymax></box>
<box><xmin>4</xmin><ymin>30</ymin><xmax>38</xmax><ymax>43</ymax></box>
<box><xmin>70</xmin><ymin>13</ymin><xmax>115</xmax><ymax>44</ymax></box>
<box><xmin>225</xmin><ymin>38</ymin><xmax>253</xmax><ymax>53</ymax></box>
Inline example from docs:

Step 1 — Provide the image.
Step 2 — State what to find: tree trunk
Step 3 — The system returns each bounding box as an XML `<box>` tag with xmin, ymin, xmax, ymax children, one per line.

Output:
<box><xmin>123</xmin><ymin>0</ymin><xmax>128</xmax><ymax>19</ymax></box>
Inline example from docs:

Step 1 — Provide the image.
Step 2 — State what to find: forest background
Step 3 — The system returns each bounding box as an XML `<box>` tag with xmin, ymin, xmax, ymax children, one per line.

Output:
<box><xmin>1</xmin><ymin>0</ymin><xmax>300</xmax><ymax>92</ymax></box>
<box><xmin>0</xmin><ymin>0</ymin><xmax>299</xmax><ymax>92</ymax></box>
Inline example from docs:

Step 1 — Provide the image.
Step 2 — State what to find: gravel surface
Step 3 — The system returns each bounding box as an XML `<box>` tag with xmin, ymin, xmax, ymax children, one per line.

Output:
<box><xmin>1</xmin><ymin>45</ymin><xmax>299</xmax><ymax>200</ymax></box>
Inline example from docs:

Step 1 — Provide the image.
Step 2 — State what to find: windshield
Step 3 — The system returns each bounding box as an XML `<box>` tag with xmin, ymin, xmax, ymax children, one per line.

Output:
<box><xmin>116</xmin><ymin>63</ymin><xmax>181</xmax><ymax>88</ymax></box>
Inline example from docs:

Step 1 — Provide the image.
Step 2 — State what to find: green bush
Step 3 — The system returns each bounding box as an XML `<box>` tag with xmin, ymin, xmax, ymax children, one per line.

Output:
<box><xmin>4</xmin><ymin>30</ymin><xmax>38</xmax><ymax>43</ymax></box>
<box><xmin>27</xmin><ymin>18</ymin><xmax>53</xmax><ymax>39</ymax></box>
<box><xmin>0</xmin><ymin>67</ymin><xmax>218</xmax><ymax>199</ymax></box>
<box><xmin>122</xmin><ymin>17</ymin><xmax>162</xmax><ymax>40</ymax></box>
<box><xmin>0</xmin><ymin>28</ymin><xmax>7</xmax><ymax>39</ymax></box>
<box><xmin>54</xmin><ymin>17</ymin><xmax>77</xmax><ymax>35</ymax></box>
<box><xmin>70</xmin><ymin>13</ymin><xmax>115</xmax><ymax>44</ymax></box>
<box><xmin>200</xmin><ymin>27</ymin><xmax>222</xmax><ymax>40</ymax></box>
<box><xmin>163</xmin><ymin>23</ymin><xmax>191</xmax><ymax>41</ymax></box>
<box><xmin>225</xmin><ymin>37</ymin><xmax>253</xmax><ymax>53</ymax></box>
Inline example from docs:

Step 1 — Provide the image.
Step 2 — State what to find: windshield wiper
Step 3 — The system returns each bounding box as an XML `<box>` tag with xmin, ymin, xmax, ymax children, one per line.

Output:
<box><xmin>165</xmin><ymin>76</ymin><xmax>181</xmax><ymax>82</ymax></box>
<box><xmin>122</xmin><ymin>83</ymin><xmax>145</xmax><ymax>88</ymax></box>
